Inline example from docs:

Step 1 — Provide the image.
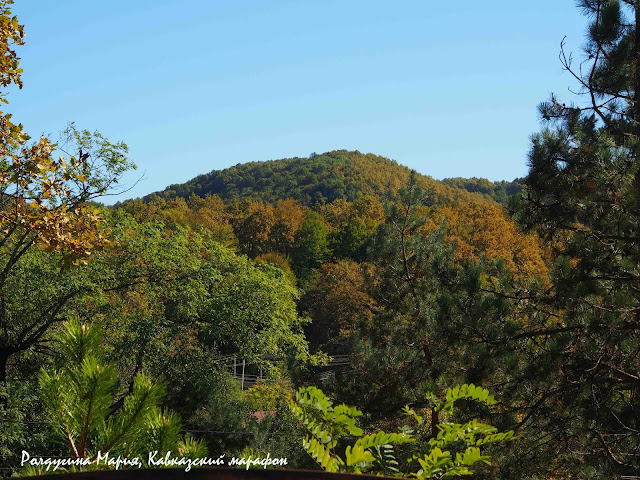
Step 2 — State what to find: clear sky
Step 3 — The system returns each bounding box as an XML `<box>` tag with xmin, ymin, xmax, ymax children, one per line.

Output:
<box><xmin>9</xmin><ymin>1</ymin><xmax>588</xmax><ymax>202</ymax></box>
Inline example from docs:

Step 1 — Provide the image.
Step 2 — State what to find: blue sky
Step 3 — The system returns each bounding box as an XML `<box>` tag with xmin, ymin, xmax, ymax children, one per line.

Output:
<box><xmin>10</xmin><ymin>1</ymin><xmax>587</xmax><ymax>202</ymax></box>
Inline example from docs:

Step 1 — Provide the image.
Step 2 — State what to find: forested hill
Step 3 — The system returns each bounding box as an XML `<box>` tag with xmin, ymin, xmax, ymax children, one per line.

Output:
<box><xmin>143</xmin><ymin>150</ymin><xmax>516</xmax><ymax>206</ymax></box>
<box><xmin>441</xmin><ymin>177</ymin><xmax>523</xmax><ymax>204</ymax></box>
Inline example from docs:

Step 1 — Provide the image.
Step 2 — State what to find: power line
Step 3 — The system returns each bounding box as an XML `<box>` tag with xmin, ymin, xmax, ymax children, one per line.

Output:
<box><xmin>182</xmin><ymin>430</ymin><xmax>253</xmax><ymax>436</ymax></box>
<box><xmin>0</xmin><ymin>418</ymin><xmax>51</xmax><ymax>425</ymax></box>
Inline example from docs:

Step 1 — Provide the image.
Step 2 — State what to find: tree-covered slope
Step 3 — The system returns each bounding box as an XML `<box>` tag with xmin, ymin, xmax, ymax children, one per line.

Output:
<box><xmin>144</xmin><ymin>150</ymin><xmax>480</xmax><ymax>206</ymax></box>
<box><xmin>441</xmin><ymin>177</ymin><xmax>523</xmax><ymax>204</ymax></box>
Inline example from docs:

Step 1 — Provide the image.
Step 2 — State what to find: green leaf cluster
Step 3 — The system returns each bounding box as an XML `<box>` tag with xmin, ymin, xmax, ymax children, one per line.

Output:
<box><xmin>290</xmin><ymin>384</ymin><xmax>514</xmax><ymax>478</ymax></box>
<box><xmin>403</xmin><ymin>384</ymin><xmax>514</xmax><ymax>479</ymax></box>
<box><xmin>36</xmin><ymin>319</ymin><xmax>206</xmax><ymax>473</ymax></box>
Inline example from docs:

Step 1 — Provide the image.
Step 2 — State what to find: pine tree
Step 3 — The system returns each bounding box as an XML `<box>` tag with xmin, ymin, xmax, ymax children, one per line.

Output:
<box><xmin>35</xmin><ymin>319</ymin><xmax>206</xmax><ymax>473</ymax></box>
<box><xmin>513</xmin><ymin>1</ymin><xmax>640</xmax><ymax>476</ymax></box>
<box><xmin>342</xmin><ymin>175</ymin><xmax>453</xmax><ymax>416</ymax></box>
<box><xmin>332</xmin><ymin>176</ymin><xmax>514</xmax><ymax>426</ymax></box>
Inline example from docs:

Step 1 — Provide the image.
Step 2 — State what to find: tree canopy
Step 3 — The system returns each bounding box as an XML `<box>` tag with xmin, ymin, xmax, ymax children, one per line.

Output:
<box><xmin>511</xmin><ymin>1</ymin><xmax>640</xmax><ymax>476</ymax></box>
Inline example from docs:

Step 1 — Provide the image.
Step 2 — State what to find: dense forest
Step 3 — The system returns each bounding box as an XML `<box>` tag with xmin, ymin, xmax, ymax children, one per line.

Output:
<box><xmin>142</xmin><ymin>149</ymin><xmax>517</xmax><ymax>206</ymax></box>
<box><xmin>1</xmin><ymin>1</ymin><xmax>640</xmax><ymax>479</ymax></box>
<box><xmin>440</xmin><ymin>177</ymin><xmax>523</xmax><ymax>204</ymax></box>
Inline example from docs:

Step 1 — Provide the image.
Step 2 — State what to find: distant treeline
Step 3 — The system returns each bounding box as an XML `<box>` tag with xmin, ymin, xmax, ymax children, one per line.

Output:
<box><xmin>441</xmin><ymin>177</ymin><xmax>523</xmax><ymax>203</ymax></box>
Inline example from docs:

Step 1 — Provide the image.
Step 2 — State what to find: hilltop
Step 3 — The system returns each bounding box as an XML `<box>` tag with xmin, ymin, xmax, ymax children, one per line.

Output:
<box><xmin>143</xmin><ymin>150</ymin><xmax>518</xmax><ymax>206</ymax></box>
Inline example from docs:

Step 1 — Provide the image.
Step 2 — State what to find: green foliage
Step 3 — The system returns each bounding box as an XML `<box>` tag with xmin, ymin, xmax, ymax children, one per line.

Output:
<box><xmin>0</xmin><ymin>0</ymin><xmax>134</xmax><ymax>395</ymax></box>
<box><xmin>89</xmin><ymin>212</ymin><xmax>314</xmax><ymax>450</ymax></box>
<box><xmin>290</xmin><ymin>384</ymin><xmax>514</xmax><ymax>478</ymax></box>
<box><xmin>330</xmin><ymin>216</ymin><xmax>374</xmax><ymax>262</ymax></box>
<box><xmin>145</xmin><ymin>150</ymin><xmax>478</xmax><ymax>207</ymax></box>
<box><xmin>37</xmin><ymin>319</ymin><xmax>206</xmax><ymax>471</ymax></box>
<box><xmin>441</xmin><ymin>178</ymin><xmax>522</xmax><ymax>204</ymax></box>
<box><xmin>330</xmin><ymin>176</ymin><xmax>461</xmax><ymax>415</ymax></box>
<box><xmin>243</xmin><ymin>383</ymin><xmax>312</xmax><ymax>468</ymax></box>
<box><xmin>9</xmin><ymin>2</ymin><xmax>640</xmax><ymax>479</ymax></box>
<box><xmin>0</xmin><ymin>380</ymin><xmax>54</xmax><ymax>475</ymax></box>
<box><xmin>291</xmin><ymin>211</ymin><xmax>330</xmax><ymax>285</ymax></box>
<box><xmin>0</xmin><ymin>198</ymin><xmax>316</xmax><ymax>467</ymax></box>
<box><xmin>510</xmin><ymin>1</ymin><xmax>640</xmax><ymax>476</ymax></box>
<box><xmin>403</xmin><ymin>385</ymin><xmax>514</xmax><ymax>479</ymax></box>
<box><xmin>0</xmin><ymin>238</ymin><xmax>96</xmax><ymax>382</ymax></box>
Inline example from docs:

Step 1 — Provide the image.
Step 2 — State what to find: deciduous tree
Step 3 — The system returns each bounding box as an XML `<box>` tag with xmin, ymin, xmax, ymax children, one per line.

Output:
<box><xmin>0</xmin><ymin>0</ymin><xmax>134</xmax><ymax>383</ymax></box>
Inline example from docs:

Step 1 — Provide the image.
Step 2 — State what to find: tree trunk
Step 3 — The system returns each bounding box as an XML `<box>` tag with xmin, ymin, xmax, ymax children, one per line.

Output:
<box><xmin>0</xmin><ymin>348</ymin><xmax>11</xmax><ymax>408</ymax></box>
<box><xmin>634</xmin><ymin>2</ymin><xmax>640</xmax><ymax>135</ymax></box>
<box><xmin>634</xmin><ymin>2</ymin><xmax>640</xmax><ymax>219</ymax></box>
<box><xmin>0</xmin><ymin>348</ymin><xmax>10</xmax><ymax>383</ymax></box>
<box><xmin>431</xmin><ymin>407</ymin><xmax>440</xmax><ymax>440</ymax></box>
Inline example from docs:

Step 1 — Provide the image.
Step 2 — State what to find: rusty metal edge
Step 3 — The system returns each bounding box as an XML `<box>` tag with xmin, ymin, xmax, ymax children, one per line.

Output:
<box><xmin>23</xmin><ymin>468</ymin><xmax>398</xmax><ymax>480</ymax></box>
